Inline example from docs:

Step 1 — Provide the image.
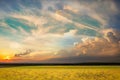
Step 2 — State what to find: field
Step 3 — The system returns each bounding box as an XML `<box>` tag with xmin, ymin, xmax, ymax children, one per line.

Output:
<box><xmin>0</xmin><ymin>66</ymin><xmax>120</xmax><ymax>80</ymax></box>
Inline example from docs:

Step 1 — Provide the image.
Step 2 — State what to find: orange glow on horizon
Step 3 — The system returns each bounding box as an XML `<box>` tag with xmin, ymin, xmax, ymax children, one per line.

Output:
<box><xmin>0</xmin><ymin>49</ymin><xmax>15</xmax><ymax>61</ymax></box>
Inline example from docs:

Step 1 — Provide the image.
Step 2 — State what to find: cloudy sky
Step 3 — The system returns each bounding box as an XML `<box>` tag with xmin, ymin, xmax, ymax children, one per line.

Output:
<box><xmin>0</xmin><ymin>0</ymin><xmax>120</xmax><ymax>63</ymax></box>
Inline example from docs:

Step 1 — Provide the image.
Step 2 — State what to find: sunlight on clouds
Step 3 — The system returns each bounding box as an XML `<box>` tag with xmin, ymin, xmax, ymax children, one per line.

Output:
<box><xmin>0</xmin><ymin>0</ymin><xmax>120</xmax><ymax>62</ymax></box>
<box><xmin>74</xmin><ymin>30</ymin><xmax>120</xmax><ymax>56</ymax></box>
<box><xmin>12</xmin><ymin>14</ymin><xmax>47</xmax><ymax>27</ymax></box>
<box><xmin>63</xmin><ymin>5</ymin><xmax>79</xmax><ymax>13</ymax></box>
<box><xmin>64</xmin><ymin>30</ymin><xmax>77</xmax><ymax>36</ymax></box>
<box><xmin>10</xmin><ymin>42</ymin><xmax>21</xmax><ymax>49</ymax></box>
<box><xmin>51</xmin><ymin>10</ymin><xmax>72</xmax><ymax>23</ymax></box>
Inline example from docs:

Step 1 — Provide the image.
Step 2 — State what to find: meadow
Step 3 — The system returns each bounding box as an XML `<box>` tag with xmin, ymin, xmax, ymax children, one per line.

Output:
<box><xmin>0</xmin><ymin>66</ymin><xmax>120</xmax><ymax>80</ymax></box>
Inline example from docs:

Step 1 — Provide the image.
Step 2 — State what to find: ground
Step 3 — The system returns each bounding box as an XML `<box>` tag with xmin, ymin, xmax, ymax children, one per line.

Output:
<box><xmin>0</xmin><ymin>66</ymin><xmax>120</xmax><ymax>80</ymax></box>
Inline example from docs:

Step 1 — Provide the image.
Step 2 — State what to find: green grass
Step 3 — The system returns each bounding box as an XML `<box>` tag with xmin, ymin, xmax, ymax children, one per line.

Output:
<box><xmin>0</xmin><ymin>66</ymin><xmax>120</xmax><ymax>80</ymax></box>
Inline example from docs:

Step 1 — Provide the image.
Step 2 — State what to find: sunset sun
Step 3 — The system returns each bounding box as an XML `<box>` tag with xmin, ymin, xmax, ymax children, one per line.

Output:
<box><xmin>4</xmin><ymin>56</ymin><xmax>11</xmax><ymax>60</ymax></box>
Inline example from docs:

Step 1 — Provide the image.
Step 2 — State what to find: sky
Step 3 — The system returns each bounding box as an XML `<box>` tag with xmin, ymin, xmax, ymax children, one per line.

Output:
<box><xmin>0</xmin><ymin>0</ymin><xmax>120</xmax><ymax>63</ymax></box>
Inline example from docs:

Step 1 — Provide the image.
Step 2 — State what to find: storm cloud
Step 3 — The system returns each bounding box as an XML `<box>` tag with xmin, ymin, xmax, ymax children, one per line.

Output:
<box><xmin>74</xmin><ymin>30</ymin><xmax>120</xmax><ymax>56</ymax></box>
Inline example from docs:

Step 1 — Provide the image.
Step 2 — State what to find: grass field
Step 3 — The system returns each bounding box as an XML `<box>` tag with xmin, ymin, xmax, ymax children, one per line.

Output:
<box><xmin>0</xmin><ymin>66</ymin><xmax>120</xmax><ymax>80</ymax></box>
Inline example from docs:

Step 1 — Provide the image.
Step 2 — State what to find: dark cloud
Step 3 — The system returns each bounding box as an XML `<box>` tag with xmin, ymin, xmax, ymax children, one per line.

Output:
<box><xmin>55</xmin><ymin>2</ymin><xmax>64</xmax><ymax>10</ymax></box>
<box><xmin>107</xmin><ymin>32</ymin><xmax>119</xmax><ymax>43</ymax></box>
<box><xmin>14</xmin><ymin>49</ymin><xmax>33</xmax><ymax>57</ymax></box>
<box><xmin>56</xmin><ymin>49</ymin><xmax>77</xmax><ymax>57</ymax></box>
<box><xmin>42</xmin><ymin>55</ymin><xmax>120</xmax><ymax>63</ymax></box>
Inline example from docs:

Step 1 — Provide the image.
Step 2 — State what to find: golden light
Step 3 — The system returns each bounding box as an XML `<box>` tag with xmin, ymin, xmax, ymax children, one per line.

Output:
<box><xmin>0</xmin><ymin>49</ymin><xmax>14</xmax><ymax>61</ymax></box>
<box><xmin>4</xmin><ymin>56</ymin><xmax>11</xmax><ymax>60</ymax></box>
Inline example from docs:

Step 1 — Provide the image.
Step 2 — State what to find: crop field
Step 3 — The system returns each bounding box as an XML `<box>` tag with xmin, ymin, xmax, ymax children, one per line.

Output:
<box><xmin>0</xmin><ymin>66</ymin><xmax>120</xmax><ymax>80</ymax></box>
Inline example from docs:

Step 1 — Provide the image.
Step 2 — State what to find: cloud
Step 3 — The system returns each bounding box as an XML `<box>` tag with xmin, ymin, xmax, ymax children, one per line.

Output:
<box><xmin>64</xmin><ymin>0</ymin><xmax>118</xmax><ymax>27</ymax></box>
<box><xmin>51</xmin><ymin>9</ymin><xmax>101</xmax><ymax>33</ymax></box>
<box><xmin>54</xmin><ymin>29</ymin><xmax>120</xmax><ymax>58</ymax></box>
<box><xmin>12</xmin><ymin>14</ymin><xmax>47</xmax><ymax>27</ymax></box>
<box><xmin>1</xmin><ymin>0</ymin><xmax>117</xmax><ymax>37</ymax></box>
<box><xmin>74</xmin><ymin>30</ymin><xmax>120</xmax><ymax>56</ymax></box>
<box><xmin>63</xmin><ymin>5</ymin><xmax>79</xmax><ymax>13</ymax></box>
<box><xmin>51</xmin><ymin>10</ymin><xmax>72</xmax><ymax>23</ymax></box>
<box><xmin>14</xmin><ymin>49</ymin><xmax>33</xmax><ymax>57</ymax></box>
